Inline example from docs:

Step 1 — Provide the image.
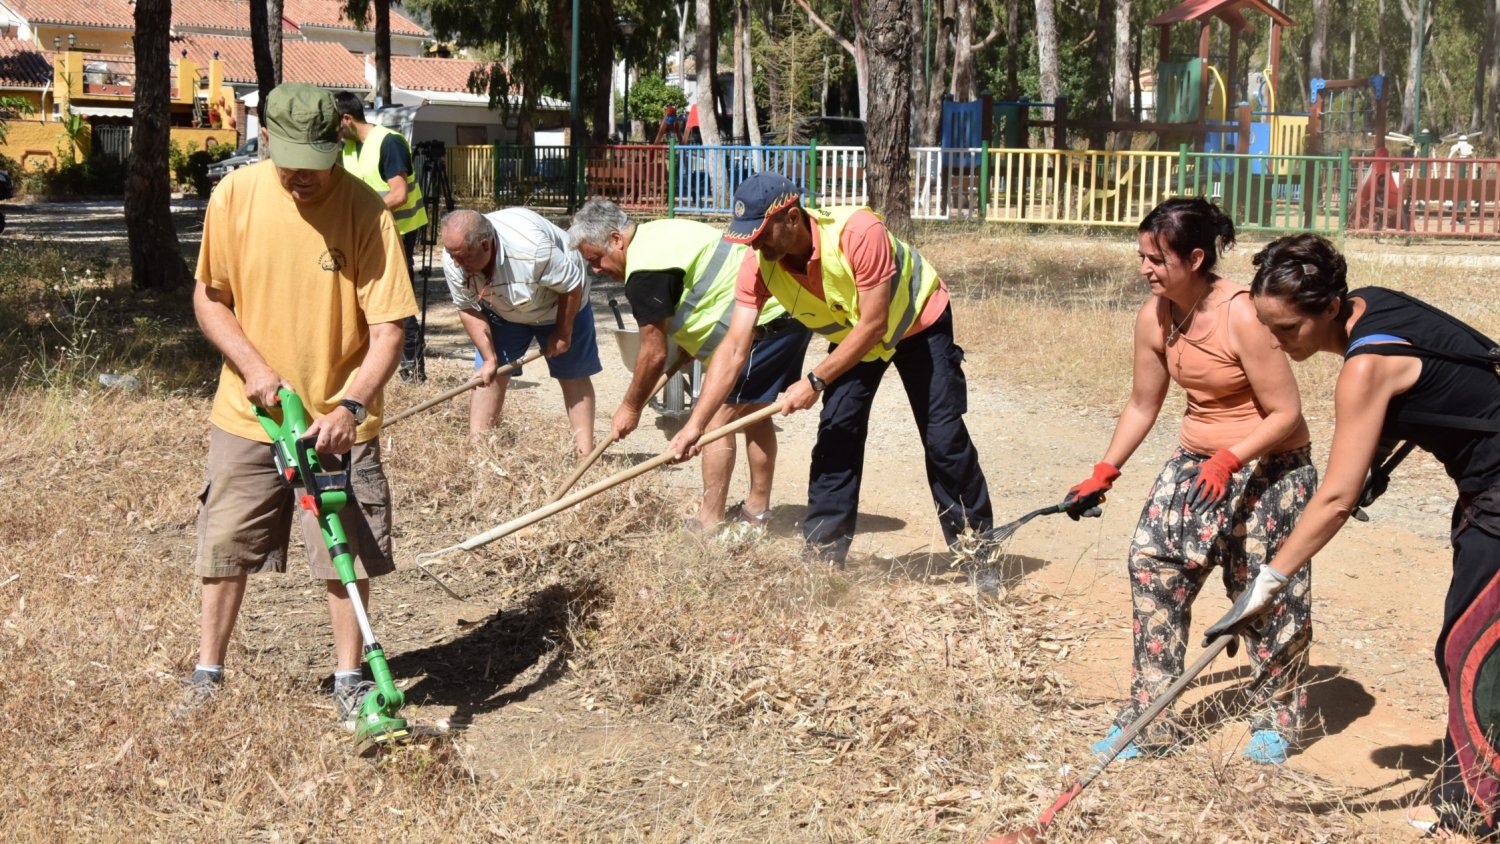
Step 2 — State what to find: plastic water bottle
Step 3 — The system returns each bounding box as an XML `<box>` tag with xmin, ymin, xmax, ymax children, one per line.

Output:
<box><xmin>98</xmin><ymin>373</ymin><xmax>141</xmax><ymax>390</ymax></box>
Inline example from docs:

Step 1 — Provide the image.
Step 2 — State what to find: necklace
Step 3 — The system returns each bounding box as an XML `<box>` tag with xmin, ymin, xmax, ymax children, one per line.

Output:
<box><xmin>1166</xmin><ymin>289</ymin><xmax>1209</xmax><ymax>345</ymax></box>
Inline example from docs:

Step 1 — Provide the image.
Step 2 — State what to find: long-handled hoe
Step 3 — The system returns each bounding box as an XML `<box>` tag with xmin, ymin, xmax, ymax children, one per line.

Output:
<box><xmin>968</xmin><ymin>500</ymin><xmax>1100</xmax><ymax>596</ymax></box>
<box><xmin>257</xmin><ymin>389</ymin><xmax>412</xmax><ymax>753</ymax></box>
<box><xmin>984</xmin><ymin>633</ymin><xmax>1235</xmax><ymax>843</ymax></box>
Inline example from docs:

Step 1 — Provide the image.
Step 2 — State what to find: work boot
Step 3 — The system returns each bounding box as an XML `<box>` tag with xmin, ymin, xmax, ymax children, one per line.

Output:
<box><xmin>1242</xmin><ymin>729</ymin><xmax>1291</xmax><ymax>764</ymax></box>
<box><xmin>334</xmin><ymin>680</ymin><xmax>376</xmax><ymax>731</ymax></box>
<box><xmin>174</xmin><ymin>668</ymin><xmax>224</xmax><ymax>719</ymax></box>
<box><xmin>718</xmin><ymin>501</ymin><xmax>771</xmax><ymax>544</ymax></box>
<box><xmin>1090</xmin><ymin>725</ymin><xmax>1143</xmax><ymax>762</ymax></box>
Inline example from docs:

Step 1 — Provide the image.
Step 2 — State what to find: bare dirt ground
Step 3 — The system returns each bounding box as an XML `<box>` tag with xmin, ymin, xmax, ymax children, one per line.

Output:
<box><xmin>377</xmin><ymin>249</ymin><xmax>1465</xmax><ymax>840</ymax></box>
<box><xmin>3</xmin><ymin>201</ymin><xmax>1491</xmax><ymax>840</ymax></box>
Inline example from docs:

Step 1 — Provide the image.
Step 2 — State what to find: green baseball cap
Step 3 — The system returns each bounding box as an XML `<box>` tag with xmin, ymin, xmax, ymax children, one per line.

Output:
<box><xmin>263</xmin><ymin>83</ymin><xmax>341</xmax><ymax>170</ymax></box>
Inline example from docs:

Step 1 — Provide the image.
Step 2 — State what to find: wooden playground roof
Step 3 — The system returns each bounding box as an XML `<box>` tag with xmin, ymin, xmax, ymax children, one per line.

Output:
<box><xmin>1148</xmin><ymin>0</ymin><xmax>1294</xmax><ymax>32</ymax></box>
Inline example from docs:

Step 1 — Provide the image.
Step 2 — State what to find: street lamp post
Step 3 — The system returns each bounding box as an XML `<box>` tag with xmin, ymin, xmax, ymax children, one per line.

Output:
<box><xmin>617</xmin><ymin>15</ymin><xmax>639</xmax><ymax>142</ymax></box>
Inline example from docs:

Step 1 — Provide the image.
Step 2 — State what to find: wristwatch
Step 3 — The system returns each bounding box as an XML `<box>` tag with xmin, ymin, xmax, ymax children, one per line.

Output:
<box><xmin>806</xmin><ymin>372</ymin><xmax>828</xmax><ymax>392</ymax></box>
<box><xmin>340</xmin><ymin>399</ymin><xmax>368</xmax><ymax>424</ymax></box>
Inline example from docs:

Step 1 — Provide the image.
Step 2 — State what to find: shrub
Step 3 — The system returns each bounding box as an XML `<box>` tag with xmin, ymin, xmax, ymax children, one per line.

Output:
<box><xmin>625</xmin><ymin>73</ymin><xmax>688</xmax><ymax>128</ymax></box>
<box><xmin>177</xmin><ymin>139</ymin><xmax>237</xmax><ymax>198</ymax></box>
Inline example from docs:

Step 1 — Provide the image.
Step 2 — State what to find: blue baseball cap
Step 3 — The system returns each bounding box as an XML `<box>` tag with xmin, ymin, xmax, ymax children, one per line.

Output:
<box><xmin>724</xmin><ymin>172</ymin><xmax>807</xmax><ymax>243</ymax></box>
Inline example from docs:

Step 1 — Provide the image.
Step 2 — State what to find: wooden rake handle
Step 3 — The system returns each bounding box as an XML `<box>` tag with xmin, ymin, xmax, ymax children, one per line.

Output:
<box><xmin>429</xmin><ymin>400</ymin><xmax>783</xmax><ymax>559</ymax></box>
<box><xmin>548</xmin><ymin>438</ymin><xmax>612</xmax><ymax>504</ymax></box>
<box><xmin>546</xmin><ymin>354</ymin><xmax>694</xmax><ymax>504</ymax></box>
<box><xmin>384</xmin><ymin>349</ymin><xmax>544</xmax><ymax>428</ymax></box>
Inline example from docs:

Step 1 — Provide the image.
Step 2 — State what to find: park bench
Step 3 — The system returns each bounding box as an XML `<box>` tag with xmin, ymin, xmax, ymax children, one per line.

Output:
<box><xmin>1401</xmin><ymin>173</ymin><xmax>1500</xmax><ymax>231</ymax></box>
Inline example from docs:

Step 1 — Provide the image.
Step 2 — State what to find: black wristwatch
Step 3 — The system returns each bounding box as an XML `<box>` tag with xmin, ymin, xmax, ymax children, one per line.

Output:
<box><xmin>806</xmin><ymin>372</ymin><xmax>828</xmax><ymax>392</ymax></box>
<box><xmin>340</xmin><ymin>399</ymin><xmax>368</xmax><ymax>424</ymax></box>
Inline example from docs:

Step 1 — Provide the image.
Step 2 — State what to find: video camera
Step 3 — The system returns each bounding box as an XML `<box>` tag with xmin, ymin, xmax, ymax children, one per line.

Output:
<box><xmin>413</xmin><ymin>139</ymin><xmax>447</xmax><ymax>160</ymax></box>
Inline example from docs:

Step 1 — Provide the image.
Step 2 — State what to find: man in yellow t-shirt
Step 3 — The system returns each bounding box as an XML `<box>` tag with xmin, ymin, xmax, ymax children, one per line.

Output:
<box><xmin>186</xmin><ymin>83</ymin><xmax>418</xmax><ymax>729</ymax></box>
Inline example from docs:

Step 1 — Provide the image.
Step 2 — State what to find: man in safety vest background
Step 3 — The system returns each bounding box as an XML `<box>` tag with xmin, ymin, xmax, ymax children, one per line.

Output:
<box><xmin>569</xmin><ymin>199</ymin><xmax>811</xmax><ymax>534</ymax></box>
<box><xmin>668</xmin><ymin>173</ymin><xmax>993</xmax><ymax>566</ymax></box>
<box><xmin>335</xmin><ymin>92</ymin><xmax>429</xmax><ymax>382</ymax></box>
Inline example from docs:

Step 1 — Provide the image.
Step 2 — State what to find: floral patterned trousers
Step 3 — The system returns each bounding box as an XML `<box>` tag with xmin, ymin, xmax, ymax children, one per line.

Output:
<box><xmin>1112</xmin><ymin>445</ymin><xmax>1316</xmax><ymax>747</ymax></box>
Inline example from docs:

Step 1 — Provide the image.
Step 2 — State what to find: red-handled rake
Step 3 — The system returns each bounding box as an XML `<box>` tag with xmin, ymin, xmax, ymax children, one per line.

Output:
<box><xmin>984</xmin><ymin>634</ymin><xmax>1235</xmax><ymax>843</ymax></box>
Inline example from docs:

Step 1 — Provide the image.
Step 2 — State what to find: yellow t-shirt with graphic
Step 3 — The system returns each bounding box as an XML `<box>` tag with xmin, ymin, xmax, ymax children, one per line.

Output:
<box><xmin>196</xmin><ymin>160</ymin><xmax>418</xmax><ymax>443</ymax></box>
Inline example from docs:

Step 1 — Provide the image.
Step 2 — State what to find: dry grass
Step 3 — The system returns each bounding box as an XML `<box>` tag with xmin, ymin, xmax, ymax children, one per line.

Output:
<box><xmin>6</xmin><ymin>234</ymin><xmax>1489</xmax><ymax>841</ymax></box>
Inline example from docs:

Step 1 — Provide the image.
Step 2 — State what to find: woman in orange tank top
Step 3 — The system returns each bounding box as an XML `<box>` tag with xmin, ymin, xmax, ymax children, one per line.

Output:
<box><xmin>1062</xmin><ymin>198</ymin><xmax>1316</xmax><ymax>765</ymax></box>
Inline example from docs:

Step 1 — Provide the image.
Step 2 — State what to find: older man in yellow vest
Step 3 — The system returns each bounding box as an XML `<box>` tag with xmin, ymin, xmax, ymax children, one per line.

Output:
<box><xmin>669</xmin><ymin>173</ymin><xmax>993</xmax><ymax>565</ymax></box>
<box><xmin>569</xmin><ymin>199</ymin><xmax>810</xmax><ymax>533</ymax></box>
<box><xmin>335</xmin><ymin>91</ymin><xmax>429</xmax><ymax>381</ymax></box>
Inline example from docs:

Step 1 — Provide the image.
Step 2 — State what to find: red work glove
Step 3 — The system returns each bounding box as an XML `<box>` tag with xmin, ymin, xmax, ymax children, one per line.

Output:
<box><xmin>1064</xmin><ymin>461</ymin><xmax>1121</xmax><ymax>520</ymax></box>
<box><xmin>1185</xmin><ymin>448</ymin><xmax>1244</xmax><ymax>513</ymax></box>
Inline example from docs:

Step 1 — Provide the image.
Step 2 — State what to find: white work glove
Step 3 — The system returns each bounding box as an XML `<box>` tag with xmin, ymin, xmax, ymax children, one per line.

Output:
<box><xmin>1202</xmin><ymin>566</ymin><xmax>1289</xmax><ymax>656</ymax></box>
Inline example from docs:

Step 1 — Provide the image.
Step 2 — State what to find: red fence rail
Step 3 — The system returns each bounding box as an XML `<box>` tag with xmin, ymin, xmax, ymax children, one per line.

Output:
<box><xmin>1347</xmin><ymin>154</ymin><xmax>1500</xmax><ymax>238</ymax></box>
<box><xmin>583</xmin><ymin>145</ymin><xmax>670</xmax><ymax>211</ymax></box>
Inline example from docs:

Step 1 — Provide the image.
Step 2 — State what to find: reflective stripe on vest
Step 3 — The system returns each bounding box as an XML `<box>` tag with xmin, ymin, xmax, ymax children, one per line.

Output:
<box><xmin>341</xmin><ymin>124</ymin><xmax>428</xmax><ymax>235</ymax></box>
<box><xmin>758</xmin><ymin>206</ymin><xmax>939</xmax><ymax>363</ymax></box>
<box><xmin>624</xmin><ymin>219</ymin><xmax>786</xmax><ymax>360</ymax></box>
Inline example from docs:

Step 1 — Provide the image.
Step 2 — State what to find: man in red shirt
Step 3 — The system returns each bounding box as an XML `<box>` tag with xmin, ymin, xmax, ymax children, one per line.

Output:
<box><xmin>669</xmin><ymin>173</ymin><xmax>993</xmax><ymax>565</ymax></box>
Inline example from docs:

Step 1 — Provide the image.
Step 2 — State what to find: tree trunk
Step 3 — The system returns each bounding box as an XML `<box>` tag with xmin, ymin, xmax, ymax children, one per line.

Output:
<box><xmin>126</xmin><ymin>0</ymin><xmax>190</xmax><ymax>291</ymax></box>
<box><xmin>694</xmin><ymin>0</ymin><xmax>721</xmax><ymax>144</ymax></box>
<box><xmin>1487</xmin><ymin>0</ymin><xmax>1500</xmax><ymax>139</ymax></box>
<box><xmin>1112</xmin><ymin>0</ymin><xmax>1131</xmax><ymax>148</ymax></box>
<box><xmin>1006</xmin><ymin>0</ymin><xmax>1019</xmax><ymax>97</ymax></box>
<box><xmin>1311</xmin><ymin>0</ymin><xmax>1328</xmax><ymax>81</ymax></box>
<box><xmin>1348</xmin><ymin>0</ymin><xmax>1358</xmax><ymax>79</ymax></box>
<box><xmin>1476</xmin><ymin>0</ymin><xmax>1497</xmax><ymax>133</ymax></box>
<box><xmin>919</xmin><ymin>0</ymin><xmax>955</xmax><ymax>145</ymax></box>
<box><xmin>741</xmin><ymin>0</ymin><xmax>762</xmax><ymax>145</ymax></box>
<box><xmin>1398</xmin><ymin>0</ymin><xmax>1432</xmax><ymax>134</ymax></box>
<box><xmin>793</xmin><ymin>0</ymin><xmax>870</xmax><ymax>120</ymax></box>
<box><xmin>910</xmin><ymin>0</ymin><xmax>928</xmax><ymax>142</ymax></box>
<box><xmin>1378</xmin><ymin>0</ymin><xmax>1387</xmax><ymax>75</ymax></box>
<box><xmin>1034</xmin><ymin>0</ymin><xmax>1058</xmax><ymax>146</ymax></box>
<box><xmin>865</xmin><ymin>0</ymin><xmax>913</xmax><ymax>236</ymax></box>
<box><xmin>732</xmin><ymin>0</ymin><xmax>746</xmax><ymax>141</ymax></box>
<box><xmin>375</xmin><ymin>0</ymin><xmax>392</xmax><ymax>105</ymax></box>
<box><xmin>952</xmin><ymin>0</ymin><xmax>978</xmax><ymax>100</ymax></box>
<box><xmin>252</xmin><ymin>0</ymin><xmax>283</xmax><ymax>116</ymax></box>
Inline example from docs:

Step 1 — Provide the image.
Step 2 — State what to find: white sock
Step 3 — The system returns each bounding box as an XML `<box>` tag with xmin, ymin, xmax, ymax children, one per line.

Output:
<box><xmin>194</xmin><ymin>663</ymin><xmax>223</xmax><ymax>676</ymax></box>
<box><xmin>334</xmin><ymin>669</ymin><xmax>363</xmax><ymax>688</ymax></box>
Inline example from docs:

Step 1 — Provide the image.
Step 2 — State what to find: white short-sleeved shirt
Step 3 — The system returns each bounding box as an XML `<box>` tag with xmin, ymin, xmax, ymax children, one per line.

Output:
<box><xmin>444</xmin><ymin>207</ymin><xmax>589</xmax><ymax>326</ymax></box>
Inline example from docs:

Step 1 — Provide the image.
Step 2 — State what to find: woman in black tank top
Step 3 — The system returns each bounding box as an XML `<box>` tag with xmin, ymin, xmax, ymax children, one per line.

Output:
<box><xmin>1209</xmin><ymin>232</ymin><xmax>1500</xmax><ymax>838</ymax></box>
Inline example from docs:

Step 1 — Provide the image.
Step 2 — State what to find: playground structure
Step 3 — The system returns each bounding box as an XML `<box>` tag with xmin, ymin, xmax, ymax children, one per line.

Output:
<box><xmin>426</xmin><ymin>0</ymin><xmax>1496</xmax><ymax>239</ymax></box>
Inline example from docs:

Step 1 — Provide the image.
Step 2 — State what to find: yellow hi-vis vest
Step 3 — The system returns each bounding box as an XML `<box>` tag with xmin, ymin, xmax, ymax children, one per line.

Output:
<box><xmin>624</xmin><ymin>219</ymin><xmax>788</xmax><ymax>360</ymax></box>
<box><xmin>342</xmin><ymin>123</ymin><xmax>428</xmax><ymax>235</ymax></box>
<box><xmin>758</xmin><ymin>206</ymin><xmax>940</xmax><ymax>363</ymax></box>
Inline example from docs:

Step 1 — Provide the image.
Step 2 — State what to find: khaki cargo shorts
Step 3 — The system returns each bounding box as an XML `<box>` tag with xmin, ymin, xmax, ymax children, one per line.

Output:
<box><xmin>194</xmin><ymin>425</ymin><xmax>396</xmax><ymax>580</ymax></box>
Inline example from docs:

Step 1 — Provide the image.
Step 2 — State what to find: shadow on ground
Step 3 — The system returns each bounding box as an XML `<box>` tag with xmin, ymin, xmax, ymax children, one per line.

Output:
<box><xmin>1171</xmin><ymin>664</ymin><xmax>1377</xmax><ymax>752</ymax></box>
<box><xmin>386</xmin><ymin>580</ymin><xmax>605</xmax><ymax>725</ymax></box>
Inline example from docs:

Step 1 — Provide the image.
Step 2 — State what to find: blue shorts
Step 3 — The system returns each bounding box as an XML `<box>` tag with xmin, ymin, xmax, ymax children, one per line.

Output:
<box><xmin>474</xmin><ymin>301</ymin><xmax>603</xmax><ymax>380</ymax></box>
<box><xmin>726</xmin><ymin>323</ymin><xmax>811</xmax><ymax>405</ymax></box>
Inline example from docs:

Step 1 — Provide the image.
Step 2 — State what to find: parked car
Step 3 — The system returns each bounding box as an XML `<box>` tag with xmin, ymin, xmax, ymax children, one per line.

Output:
<box><xmin>207</xmin><ymin>137</ymin><xmax>259</xmax><ymax>186</ymax></box>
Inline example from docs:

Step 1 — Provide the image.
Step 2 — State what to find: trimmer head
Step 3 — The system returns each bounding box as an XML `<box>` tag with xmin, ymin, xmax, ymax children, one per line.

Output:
<box><xmin>354</xmin><ymin>712</ymin><xmax>412</xmax><ymax>754</ymax></box>
<box><xmin>353</xmin><ymin>685</ymin><xmax>411</xmax><ymax>754</ymax></box>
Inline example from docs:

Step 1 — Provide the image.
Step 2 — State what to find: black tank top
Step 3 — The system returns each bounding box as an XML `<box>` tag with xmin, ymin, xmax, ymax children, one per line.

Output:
<box><xmin>1345</xmin><ymin>287</ymin><xmax>1500</xmax><ymax>493</ymax></box>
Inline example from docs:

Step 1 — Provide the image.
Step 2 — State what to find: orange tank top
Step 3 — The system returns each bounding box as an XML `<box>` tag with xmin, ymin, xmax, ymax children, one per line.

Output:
<box><xmin>1162</xmin><ymin>288</ymin><xmax>1310</xmax><ymax>456</ymax></box>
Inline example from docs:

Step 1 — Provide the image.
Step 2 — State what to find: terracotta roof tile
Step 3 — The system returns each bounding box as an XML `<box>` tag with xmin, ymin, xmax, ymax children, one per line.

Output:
<box><xmin>171</xmin><ymin>0</ymin><xmax>301</xmax><ymax>34</ymax></box>
<box><xmin>176</xmin><ymin>34</ymin><xmax>367</xmax><ymax>90</ymax></box>
<box><xmin>387</xmin><ymin>54</ymin><xmax>491</xmax><ymax>94</ymax></box>
<box><xmin>4</xmin><ymin>0</ymin><xmax>135</xmax><ymax>29</ymax></box>
<box><xmin>0</xmin><ymin>37</ymin><xmax>51</xmax><ymax>88</ymax></box>
<box><xmin>283</xmin><ymin>0</ymin><xmax>426</xmax><ymax>37</ymax></box>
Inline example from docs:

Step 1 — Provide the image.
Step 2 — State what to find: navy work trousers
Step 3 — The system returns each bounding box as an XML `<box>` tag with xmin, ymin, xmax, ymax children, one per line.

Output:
<box><xmin>398</xmin><ymin>230</ymin><xmax>424</xmax><ymax>377</ymax></box>
<box><xmin>803</xmin><ymin>306</ymin><xmax>993</xmax><ymax>562</ymax></box>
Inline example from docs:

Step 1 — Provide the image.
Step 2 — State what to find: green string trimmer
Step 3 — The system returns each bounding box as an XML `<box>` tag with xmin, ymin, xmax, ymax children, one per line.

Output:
<box><xmin>256</xmin><ymin>388</ymin><xmax>411</xmax><ymax>752</ymax></box>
